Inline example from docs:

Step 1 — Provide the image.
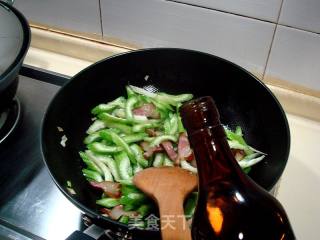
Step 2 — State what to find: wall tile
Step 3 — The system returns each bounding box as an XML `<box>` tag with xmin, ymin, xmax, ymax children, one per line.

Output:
<box><xmin>101</xmin><ymin>0</ymin><xmax>275</xmax><ymax>77</ymax></box>
<box><xmin>279</xmin><ymin>0</ymin><xmax>320</xmax><ymax>33</ymax></box>
<box><xmin>14</xmin><ymin>0</ymin><xmax>101</xmax><ymax>36</ymax></box>
<box><xmin>265</xmin><ymin>26</ymin><xmax>320</xmax><ymax>92</ymax></box>
<box><xmin>169</xmin><ymin>0</ymin><xmax>282</xmax><ymax>22</ymax></box>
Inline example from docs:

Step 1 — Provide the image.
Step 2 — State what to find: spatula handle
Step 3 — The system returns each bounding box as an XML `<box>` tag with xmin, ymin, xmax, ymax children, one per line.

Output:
<box><xmin>157</xmin><ymin>194</ymin><xmax>192</xmax><ymax>240</ymax></box>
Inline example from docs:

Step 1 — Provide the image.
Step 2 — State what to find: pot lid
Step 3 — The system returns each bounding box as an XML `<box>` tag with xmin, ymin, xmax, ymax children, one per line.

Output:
<box><xmin>0</xmin><ymin>1</ymin><xmax>30</xmax><ymax>79</ymax></box>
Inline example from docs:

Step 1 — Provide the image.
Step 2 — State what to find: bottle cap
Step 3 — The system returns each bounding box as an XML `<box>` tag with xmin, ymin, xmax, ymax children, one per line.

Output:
<box><xmin>180</xmin><ymin>96</ymin><xmax>221</xmax><ymax>134</ymax></box>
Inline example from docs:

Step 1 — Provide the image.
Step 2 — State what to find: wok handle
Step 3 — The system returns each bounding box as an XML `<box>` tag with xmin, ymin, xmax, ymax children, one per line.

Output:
<box><xmin>66</xmin><ymin>224</ymin><xmax>107</xmax><ymax>240</ymax></box>
<box><xmin>66</xmin><ymin>231</ymin><xmax>95</xmax><ymax>240</ymax></box>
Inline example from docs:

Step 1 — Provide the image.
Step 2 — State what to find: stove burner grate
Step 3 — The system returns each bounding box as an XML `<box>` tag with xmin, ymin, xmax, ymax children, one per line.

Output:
<box><xmin>0</xmin><ymin>97</ymin><xmax>21</xmax><ymax>144</ymax></box>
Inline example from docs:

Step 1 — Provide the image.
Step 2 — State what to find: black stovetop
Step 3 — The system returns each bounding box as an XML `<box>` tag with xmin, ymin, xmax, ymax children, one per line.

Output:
<box><xmin>0</xmin><ymin>67</ymin><xmax>85</xmax><ymax>240</ymax></box>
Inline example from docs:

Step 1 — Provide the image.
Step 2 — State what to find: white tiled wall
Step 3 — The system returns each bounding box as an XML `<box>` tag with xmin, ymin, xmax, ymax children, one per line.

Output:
<box><xmin>100</xmin><ymin>0</ymin><xmax>275</xmax><ymax>77</ymax></box>
<box><xmin>13</xmin><ymin>0</ymin><xmax>320</xmax><ymax>93</ymax></box>
<box><xmin>265</xmin><ymin>26</ymin><xmax>320</xmax><ymax>91</ymax></box>
<box><xmin>279</xmin><ymin>0</ymin><xmax>320</xmax><ymax>33</ymax></box>
<box><xmin>14</xmin><ymin>0</ymin><xmax>101</xmax><ymax>36</ymax></box>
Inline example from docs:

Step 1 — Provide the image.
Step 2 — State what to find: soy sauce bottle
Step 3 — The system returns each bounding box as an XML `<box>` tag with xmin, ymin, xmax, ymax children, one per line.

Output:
<box><xmin>180</xmin><ymin>96</ymin><xmax>295</xmax><ymax>240</ymax></box>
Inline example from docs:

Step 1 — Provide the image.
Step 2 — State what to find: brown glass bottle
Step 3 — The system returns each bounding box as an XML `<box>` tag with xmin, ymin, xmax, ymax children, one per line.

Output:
<box><xmin>180</xmin><ymin>96</ymin><xmax>295</xmax><ymax>240</ymax></box>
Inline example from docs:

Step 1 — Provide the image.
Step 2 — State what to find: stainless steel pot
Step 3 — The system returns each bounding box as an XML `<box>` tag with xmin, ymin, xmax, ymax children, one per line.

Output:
<box><xmin>0</xmin><ymin>1</ymin><xmax>30</xmax><ymax>111</ymax></box>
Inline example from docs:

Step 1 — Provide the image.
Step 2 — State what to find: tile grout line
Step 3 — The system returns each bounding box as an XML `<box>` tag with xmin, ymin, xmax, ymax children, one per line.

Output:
<box><xmin>278</xmin><ymin>23</ymin><xmax>320</xmax><ymax>35</ymax></box>
<box><xmin>166</xmin><ymin>0</ymin><xmax>277</xmax><ymax>24</ymax></box>
<box><xmin>262</xmin><ymin>0</ymin><xmax>285</xmax><ymax>80</ymax></box>
<box><xmin>168</xmin><ymin>0</ymin><xmax>320</xmax><ymax>36</ymax></box>
<box><xmin>166</xmin><ymin>0</ymin><xmax>319</xmax><ymax>79</ymax></box>
<box><xmin>98</xmin><ymin>0</ymin><xmax>104</xmax><ymax>37</ymax></box>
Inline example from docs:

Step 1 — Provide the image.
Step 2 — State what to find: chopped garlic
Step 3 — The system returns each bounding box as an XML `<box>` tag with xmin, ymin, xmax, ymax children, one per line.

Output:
<box><xmin>60</xmin><ymin>135</ymin><xmax>68</xmax><ymax>147</ymax></box>
<box><xmin>67</xmin><ymin>187</ymin><xmax>76</xmax><ymax>195</ymax></box>
<box><xmin>57</xmin><ymin>126</ymin><xmax>64</xmax><ymax>132</ymax></box>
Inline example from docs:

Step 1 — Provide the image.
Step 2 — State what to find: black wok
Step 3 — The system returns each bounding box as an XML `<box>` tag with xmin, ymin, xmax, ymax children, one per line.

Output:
<box><xmin>0</xmin><ymin>1</ymin><xmax>30</xmax><ymax>111</ymax></box>
<box><xmin>41</xmin><ymin>48</ymin><xmax>290</xmax><ymax>239</ymax></box>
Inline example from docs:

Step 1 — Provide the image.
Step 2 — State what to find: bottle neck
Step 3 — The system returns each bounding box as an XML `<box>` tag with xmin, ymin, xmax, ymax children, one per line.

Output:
<box><xmin>189</xmin><ymin>124</ymin><xmax>240</xmax><ymax>187</ymax></box>
<box><xmin>180</xmin><ymin>96</ymin><xmax>243</xmax><ymax>187</ymax></box>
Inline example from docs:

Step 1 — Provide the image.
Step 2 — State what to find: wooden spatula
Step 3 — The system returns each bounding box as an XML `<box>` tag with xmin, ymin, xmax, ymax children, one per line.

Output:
<box><xmin>133</xmin><ymin>167</ymin><xmax>198</xmax><ymax>240</ymax></box>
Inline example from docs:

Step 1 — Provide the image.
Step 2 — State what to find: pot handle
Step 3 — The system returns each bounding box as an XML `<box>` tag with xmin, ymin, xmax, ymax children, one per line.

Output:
<box><xmin>3</xmin><ymin>0</ymin><xmax>14</xmax><ymax>5</ymax></box>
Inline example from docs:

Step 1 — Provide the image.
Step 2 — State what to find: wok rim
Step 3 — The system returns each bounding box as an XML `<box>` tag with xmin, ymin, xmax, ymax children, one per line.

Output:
<box><xmin>41</xmin><ymin>47</ymin><xmax>291</xmax><ymax>233</ymax></box>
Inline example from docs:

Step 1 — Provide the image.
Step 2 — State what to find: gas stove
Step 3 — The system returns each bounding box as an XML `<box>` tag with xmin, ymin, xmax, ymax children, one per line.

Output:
<box><xmin>0</xmin><ymin>66</ymin><xmax>108</xmax><ymax>240</ymax></box>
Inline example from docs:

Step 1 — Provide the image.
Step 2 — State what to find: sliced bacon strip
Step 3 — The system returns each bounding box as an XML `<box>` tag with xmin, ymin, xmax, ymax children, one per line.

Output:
<box><xmin>100</xmin><ymin>207</ymin><xmax>111</xmax><ymax>216</ymax></box>
<box><xmin>186</xmin><ymin>152</ymin><xmax>195</xmax><ymax>162</ymax></box>
<box><xmin>144</xmin><ymin>147</ymin><xmax>163</xmax><ymax>158</ymax></box>
<box><xmin>90</xmin><ymin>181</ymin><xmax>121</xmax><ymax>198</ymax></box>
<box><xmin>177</xmin><ymin>133</ymin><xmax>194</xmax><ymax>162</ymax></box>
<box><xmin>140</xmin><ymin>141</ymin><xmax>163</xmax><ymax>158</ymax></box>
<box><xmin>101</xmin><ymin>205</ymin><xmax>139</xmax><ymax>220</ymax></box>
<box><xmin>231</xmin><ymin>149</ymin><xmax>245</xmax><ymax>161</ymax></box>
<box><xmin>133</xmin><ymin>103</ymin><xmax>160</xmax><ymax>119</ymax></box>
<box><xmin>161</xmin><ymin>141</ymin><xmax>178</xmax><ymax>162</ymax></box>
